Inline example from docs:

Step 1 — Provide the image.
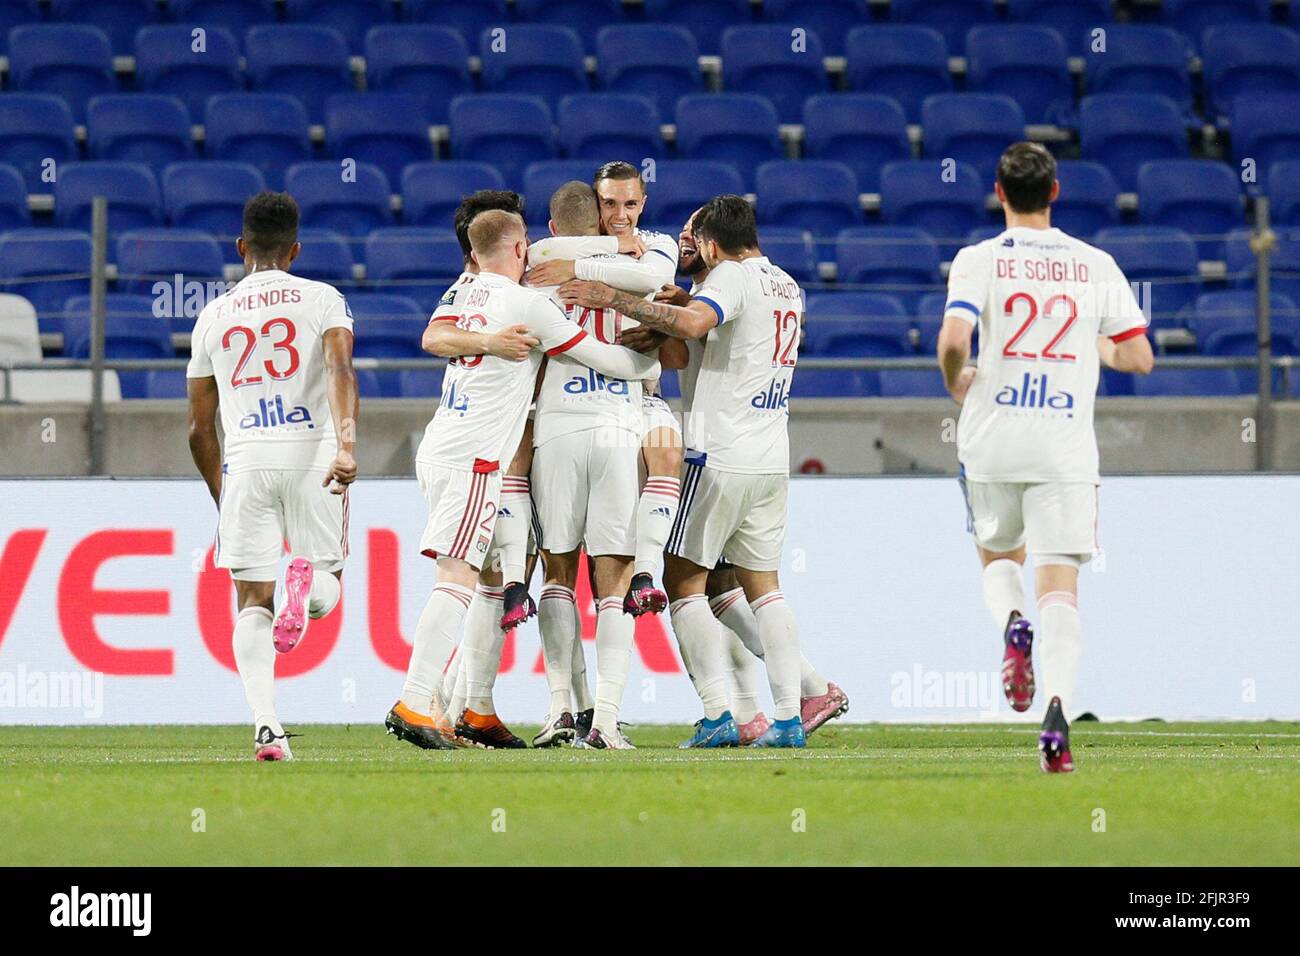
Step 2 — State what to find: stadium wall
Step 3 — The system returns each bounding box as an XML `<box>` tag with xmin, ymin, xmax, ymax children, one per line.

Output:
<box><xmin>1</xmin><ymin>476</ymin><xmax>1296</xmax><ymax>726</ymax></box>
<box><xmin>0</xmin><ymin>398</ymin><xmax>1292</xmax><ymax>476</ymax></box>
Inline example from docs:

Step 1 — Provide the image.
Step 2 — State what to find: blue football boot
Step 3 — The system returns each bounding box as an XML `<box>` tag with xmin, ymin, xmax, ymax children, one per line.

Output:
<box><xmin>749</xmin><ymin>716</ymin><xmax>806</xmax><ymax>748</ymax></box>
<box><xmin>679</xmin><ymin>712</ymin><xmax>741</xmax><ymax>749</ymax></box>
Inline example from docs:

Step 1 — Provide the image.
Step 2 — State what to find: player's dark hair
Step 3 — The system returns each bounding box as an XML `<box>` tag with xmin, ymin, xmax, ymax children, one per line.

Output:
<box><xmin>242</xmin><ymin>191</ymin><xmax>299</xmax><ymax>258</ymax></box>
<box><xmin>593</xmin><ymin>160</ymin><xmax>646</xmax><ymax>194</ymax></box>
<box><xmin>693</xmin><ymin>195</ymin><xmax>758</xmax><ymax>254</ymax></box>
<box><xmin>997</xmin><ymin>142</ymin><xmax>1057</xmax><ymax>214</ymax></box>
<box><xmin>454</xmin><ymin>189</ymin><xmax>526</xmax><ymax>262</ymax></box>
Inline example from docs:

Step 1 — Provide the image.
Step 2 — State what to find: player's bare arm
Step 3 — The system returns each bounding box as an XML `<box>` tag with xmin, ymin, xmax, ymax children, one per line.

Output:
<box><xmin>422</xmin><ymin>320</ymin><xmax>538</xmax><ymax>361</ymax></box>
<box><xmin>1098</xmin><ymin>333</ymin><xmax>1155</xmax><ymax>374</ymax></box>
<box><xmin>937</xmin><ymin>316</ymin><xmax>976</xmax><ymax>403</ymax></box>
<box><xmin>321</xmin><ymin>326</ymin><xmax>359</xmax><ymax>494</ymax></box>
<box><xmin>186</xmin><ymin>375</ymin><xmax>222</xmax><ymax>506</ymax></box>
<box><xmin>558</xmin><ymin>280</ymin><xmax>717</xmax><ymax>340</ymax></box>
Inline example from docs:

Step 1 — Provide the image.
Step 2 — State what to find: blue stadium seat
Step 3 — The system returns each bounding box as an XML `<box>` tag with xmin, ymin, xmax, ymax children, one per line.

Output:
<box><xmin>325</xmin><ymin>93</ymin><xmax>433</xmax><ymax>189</ymax></box>
<box><xmin>349</xmin><ymin>368</ymin><xmax>384</xmax><ymax>398</ymax></box>
<box><xmin>364</xmin><ymin>228</ymin><xmax>464</xmax><ymax>313</ymax></box>
<box><xmin>514</xmin><ymin>0</ymin><xmax>626</xmax><ymax>53</ymax></box>
<box><xmin>596</xmin><ymin>25</ymin><xmax>702</xmax><ymax>119</ymax></box>
<box><xmin>641</xmin><ymin>160</ymin><xmax>745</xmax><ymax>231</ymax></box>
<box><xmin>0</xmin><ymin>1</ymin><xmax>42</xmax><ymax>56</ymax></box>
<box><xmin>1201</xmin><ymin>24</ymin><xmax>1300</xmax><ymax>123</ymax></box>
<box><xmin>144</xmin><ymin>370</ymin><xmax>189</xmax><ymax>399</ymax></box>
<box><xmin>65</xmin><ymin>310</ymin><xmax>174</xmax><ymax>398</ymax></box>
<box><xmin>349</xmin><ymin>294</ymin><xmax>430</xmax><ymax>395</ymax></box>
<box><xmin>478</xmin><ymin>25</ymin><xmax>588</xmax><ymax>104</ymax></box>
<box><xmin>1231</xmin><ymin>93</ymin><xmax>1300</xmax><ymax>183</ymax></box>
<box><xmin>0</xmin><ymin>165</ymin><xmax>29</xmax><ymax>232</ymax></box>
<box><xmin>805</xmin><ymin>293</ymin><xmax>910</xmax><ymax>355</ymax></box>
<box><xmin>1226</xmin><ymin>227</ymin><xmax>1300</xmax><ymax>304</ymax></box>
<box><xmin>7</xmin><ymin>24</ymin><xmax>115</xmax><ymax>123</ymax></box>
<box><xmin>720</xmin><ymin>25</ymin><xmax>830</xmax><ymax>124</ymax></box>
<box><xmin>0</xmin><ymin>94</ymin><xmax>76</xmax><ymax>195</ymax></box>
<box><xmin>293</xmin><ymin>228</ymin><xmax>356</xmax><ymax>287</ymax></box>
<box><xmin>402</xmin><ymin>162</ymin><xmax>507</xmax><ymax>229</ymax></box>
<box><xmin>845</xmin><ymin>26</ymin><xmax>951</xmax><ymax>123</ymax></box>
<box><xmin>558</xmin><ymin>94</ymin><xmax>666</xmax><ymax>161</ymax></box>
<box><xmin>51</xmin><ymin>0</ymin><xmax>161</xmax><ymax>55</ymax></box>
<box><xmin>760</xmin><ymin>0</ymin><xmax>870</xmax><ymax>57</ymax></box>
<box><xmin>0</xmin><ymin>230</ymin><xmax>91</xmax><ymax>333</ymax></box>
<box><xmin>1053</xmin><ymin>160</ymin><xmax>1119</xmax><ymax>239</ymax></box>
<box><xmin>449</xmin><ymin>94</ymin><xmax>557</xmax><ymax>190</ymax></box>
<box><xmin>398</xmin><ymin>366</ymin><xmax>446</xmax><ymax>398</ymax></box>
<box><xmin>915</xmin><ymin>291</ymin><xmax>950</xmax><ymax>324</ymax></box>
<box><xmin>1095</xmin><ymin>226</ymin><xmax>1201</xmax><ymax>330</ymax></box>
<box><xmin>85</xmin><ymin>95</ymin><xmax>194</xmax><ymax>177</ymax></box>
<box><xmin>115</xmin><ymin>228</ymin><xmax>225</xmax><ymax>297</ymax></box>
<box><xmin>284</xmin><ymin>0</ymin><xmax>395</xmax><ymax>54</ymax></box>
<box><xmin>758</xmin><ymin>227</ymin><xmax>818</xmax><ymax>284</ymax></box>
<box><xmin>836</xmin><ymin>226</ymin><xmax>942</xmax><ymax>310</ymax></box>
<box><xmin>1159</xmin><ymin>0</ymin><xmax>1271</xmax><ymax>48</ymax></box>
<box><xmin>61</xmin><ymin>295</ymin><xmax>169</xmax><ymax>346</ymax></box>
<box><xmin>879</xmin><ymin>368</ymin><xmax>949</xmax><ymax>397</ymax></box>
<box><xmin>522</xmin><ymin>161</ymin><xmax>597</xmax><ymax>226</ymax></box>
<box><xmin>965</xmin><ymin>26</ymin><xmax>1073</xmax><ymax>125</ymax></box>
<box><xmin>1268</xmin><ymin>160</ymin><xmax>1300</xmax><ymax>226</ymax></box>
<box><xmin>793</xmin><ymin>368</ymin><xmax>881</xmax><ymax>397</ymax></box>
<box><xmin>921</xmin><ymin>94</ymin><xmax>1025</xmax><ymax>185</ymax></box>
<box><xmin>803</xmin><ymin>95</ymin><xmax>909</xmax><ymax>194</ymax></box>
<box><xmin>879</xmin><ymin>161</ymin><xmax>985</xmax><ymax>258</ymax></box>
<box><xmin>55</xmin><ymin>163</ymin><xmax>163</xmax><ymax>239</ymax></box>
<box><xmin>348</xmin><ymin>293</ymin><xmax>425</xmax><ymax>321</ymax></box>
<box><xmin>365</xmin><ymin>25</ymin><xmax>473</xmax><ymax>125</ymax></box>
<box><xmin>1137</xmin><ymin>160</ymin><xmax>1242</xmax><ymax>259</ymax></box>
<box><xmin>756</xmin><ymin>161</ymin><xmax>861</xmax><ymax>260</ymax></box>
<box><xmin>889</xmin><ymin>0</ymin><xmax>997</xmax><ymax>55</ymax></box>
<box><xmin>205</xmin><ymin>94</ymin><xmax>312</xmax><ymax>191</ymax></box>
<box><xmin>1079</xmin><ymin>94</ymin><xmax>1187</xmax><ymax>192</ymax></box>
<box><xmin>1083</xmin><ymin>26</ymin><xmax>1193</xmax><ymax>117</ymax></box>
<box><xmin>675</xmin><ymin>94</ymin><xmax>782</xmax><ymax>190</ymax></box>
<box><xmin>1188</xmin><ymin>290</ymin><xmax>1300</xmax><ymax>344</ymax></box>
<box><xmin>640</xmin><ymin>0</ymin><xmax>752</xmax><ymax>56</ymax></box>
<box><xmin>1132</xmin><ymin>367</ymin><xmax>1248</xmax><ymax>396</ymax></box>
<box><xmin>169</xmin><ymin>1</ymin><xmax>277</xmax><ymax>43</ymax></box>
<box><xmin>404</xmin><ymin>0</ymin><xmax>508</xmax><ymax>47</ymax></box>
<box><xmin>1005</xmin><ymin>0</ymin><xmax>1113</xmax><ymax>56</ymax></box>
<box><xmin>245</xmin><ymin>25</ymin><xmax>353</xmax><ymax>123</ymax></box>
<box><xmin>285</xmin><ymin>162</ymin><xmax>393</xmax><ymax>237</ymax></box>
<box><xmin>134</xmin><ymin>26</ymin><xmax>242</xmax><ymax>119</ymax></box>
<box><xmin>163</xmin><ymin>162</ymin><xmax>265</xmax><ymax>251</ymax></box>
<box><xmin>964</xmin><ymin>225</ymin><xmax>1003</xmax><ymax>245</ymax></box>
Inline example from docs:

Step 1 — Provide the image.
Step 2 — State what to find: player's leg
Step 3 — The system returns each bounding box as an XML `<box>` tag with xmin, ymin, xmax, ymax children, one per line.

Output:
<box><xmin>705</xmin><ymin>564</ymin><xmax>769</xmax><ymax>741</ymax></box>
<box><xmin>273</xmin><ymin>471</ymin><xmax>347</xmax><ymax>653</ymax></box>
<box><xmin>498</xmin><ymin>420</ymin><xmax>537</xmax><ymax>629</ymax></box>
<box><xmin>584</xmin><ymin>553</ymin><xmax>637</xmax><ymax>749</ymax></box>
<box><xmin>627</xmin><ymin>401</ymin><xmax>682</xmax><ymax>615</ymax></box>
<box><xmin>451</xmin><ymin>561</ymin><xmax>526</xmax><ymax>749</ymax></box>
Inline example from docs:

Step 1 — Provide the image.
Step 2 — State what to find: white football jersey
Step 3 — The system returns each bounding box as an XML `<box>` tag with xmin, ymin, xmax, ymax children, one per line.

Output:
<box><xmin>684</xmin><ymin>256</ymin><xmax>804</xmax><ymax>475</ymax></box>
<box><xmin>186</xmin><ymin>268</ymin><xmax>353</xmax><ymax>474</ymax></box>
<box><xmin>947</xmin><ymin>226</ymin><xmax>1148</xmax><ymax>484</ymax></box>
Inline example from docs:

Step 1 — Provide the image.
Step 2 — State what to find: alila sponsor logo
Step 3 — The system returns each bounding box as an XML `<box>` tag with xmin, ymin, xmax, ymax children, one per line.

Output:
<box><xmin>995</xmin><ymin>372</ymin><xmax>1075</xmax><ymax>415</ymax></box>
<box><xmin>50</xmin><ymin>886</ymin><xmax>151</xmax><ymax>936</ymax></box>
<box><xmin>751</xmin><ymin>377</ymin><xmax>792</xmax><ymax>410</ymax></box>
<box><xmin>238</xmin><ymin>394</ymin><xmax>314</xmax><ymax>430</ymax></box>
<box><xmin>440</xmin><ymin>380</ymin><xmax>470</xmax><ymax>416</ymax></box>
<box><xmin>564</xmin><ymin>368</ymin><xmax>630</xmax><ymax>396</ymax></box>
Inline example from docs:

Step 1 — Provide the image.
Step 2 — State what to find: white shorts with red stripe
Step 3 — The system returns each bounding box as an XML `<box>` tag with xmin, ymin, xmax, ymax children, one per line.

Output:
<box><xmin>532</xmin><ymin>429</ymin><xmax>638</xmax><ymax>556</ymax></box>
<box><xmin>215</xmin><ymin>467</ymin><xmax>348</xmax><ymax>578</ymax></box>
<box><xmin>666</xmin><ymin>465</ymin><xmax>787</xmax><ymax>572</ymax></box>
<box><xmin>959</xmin><ymin>479</ymin><xmax>1098</xmax><ymax>562</ymax></box>
<box><xmin>416</xmin><ymin>460</ymin><xmax>502</xmax><ymax>570</ymax></box>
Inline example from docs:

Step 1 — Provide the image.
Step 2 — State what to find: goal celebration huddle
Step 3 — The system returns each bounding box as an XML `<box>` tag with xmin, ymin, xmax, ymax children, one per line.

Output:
<box><xmin>186</xmin><ymin>144</ymin><xmax>1151</xmax><ymax>771</ymax></box>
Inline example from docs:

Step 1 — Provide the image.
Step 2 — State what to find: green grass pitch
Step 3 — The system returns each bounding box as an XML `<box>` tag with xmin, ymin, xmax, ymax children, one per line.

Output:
<box><xmin>2</xmin><ymin>722</ymin><xmax>1297</xmax><ymax>866</ymax></box>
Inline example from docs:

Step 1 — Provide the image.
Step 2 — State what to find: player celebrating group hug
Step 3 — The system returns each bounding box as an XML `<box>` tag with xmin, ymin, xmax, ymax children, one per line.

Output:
<box><xmin>187</xmin><ymin>143</ymin><xmax>1151</xmax><ymax>771</ymax></box>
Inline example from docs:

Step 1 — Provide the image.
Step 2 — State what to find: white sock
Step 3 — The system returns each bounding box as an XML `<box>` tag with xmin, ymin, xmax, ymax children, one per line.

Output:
<box><xmin>539</xmin><ymin>584</ymin><xmax>577</xmax><ymax>717</ymax></box>
<box><xmin>983</xmin><ymin>558</ymin><xmax>1027</xmax><ymax>632</ymax></box>
<box><xmin>592</xmin><ymin>595</ymin><xmax>635</xmax><ymax>735</ymax></box>
<box><xmin>751</xmin><ymin>590</ymin><xmax>802</xmax><ymax>721</ymax></box>
<box><xmin>307</xmin><ymin>569</ymin><xmax>341</xmax><ymax>619</ymax></box>
<box><xmin>233</xmin><ymin>606</ymin><xmax>278</xmax><ymax>730</ymax></box>
<box><xmin>449</xmin><ymin>657</ymin><xmax>468</xmax><ymax>724</ymax></box>
<box><xmin>437</xmin><ymin>645</ymin><xmax>460</xmax><ymax>713</ymax></box>
<box><xmin>462</xmin><ymin>585</ymin><xmax>506</xmax><ymax>715</ymax></box>
<box><xmin>669</xmin><ymin>594</ymin><xmax>730</xmax><ymax>719</ymax></box>
<box><xmin>1038</xmin><ymin>590</ymin><xmax>1081</xmax><ymax>718</ymax></box>
<box><xmin>498</xmin><ymin>476</ymin><xmax>532</xmax><ymax>585</ymax></box>
<box><xmin>571</xmin><ymin>601</ymin><xmax>593</xmax><ymax>712</ymax></box>
<box><xmin>711</xmin><ymin>587</ymin><xmax>826</xmax><ymax>698</ymax></box>
<box><xmin>635</xmin><ymin>475</ymin><xmax>680</xmax><ymax>577</ymax></box>
<box><xmin>400</xmin><ymin>582</ymin><xmax>473</xmax><ymax>715</ymax></box>
<box><xmin>722</xmin><ymin>626</ymin><xmax>764</xmax><ymax>723</ymax></box>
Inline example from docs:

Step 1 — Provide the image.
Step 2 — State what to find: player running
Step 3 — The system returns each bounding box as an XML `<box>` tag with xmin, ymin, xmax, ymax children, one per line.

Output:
<box><xmin>560</xmin><ymin>196</ymin><xmax>811</xmax><ymax>749</ymax></box>
<box><xmin>186</xmin><ymin>192</ymin><xmax>358</xmax><ymax>761</ymax></box>
<box><xmin>386</xmin><ymin>210</ymin><xmax>660</xmax><ymax>751</ymax></box>
<box><xmin>937</xmin><ymin>142</ymin><xmax>1154</xmax><ymax>773</ymax></box>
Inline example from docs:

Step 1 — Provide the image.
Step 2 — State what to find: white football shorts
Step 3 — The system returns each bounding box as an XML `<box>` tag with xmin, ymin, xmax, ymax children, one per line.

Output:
<box><xmin>667</xmin><ymin>461</ymin><xmax>787</xmax><ymax>572</ymax></box>
<box><xmin>641</xmin><ymin>393</ymin><xmax>681</xmax><ymax>444</ymax></box>
<box><xmin>532</xmin><ymin>429</ymin><xmax>638</xmax><ymax>556</ymax></box>
<box><xmin>416</xmin><ymin>461</ymin><xmax>501</xmax><ymax>570</ymax></box>
<box><xmin>215</xmin><ymin>467</ymin><xmax>348</xmax><ymax>580</ymax></box>
<box><xmin>959</xmin><ymin>477</ymin><xmax>1098</xmax><ymax>562</ymax></box>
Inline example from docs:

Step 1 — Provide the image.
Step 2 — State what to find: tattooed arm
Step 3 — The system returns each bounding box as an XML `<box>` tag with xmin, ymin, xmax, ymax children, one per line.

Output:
<box><xmin>557</xmin><ymin>279</ymin><xmax>719</xmax><ymax>340</ymax></box>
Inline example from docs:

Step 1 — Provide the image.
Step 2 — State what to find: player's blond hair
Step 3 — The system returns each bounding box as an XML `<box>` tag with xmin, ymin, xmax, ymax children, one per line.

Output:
<box><xmin>549</xmin><ymin>181</ymin><xmax>600</xmax><ymax>236</ymax></box>
<box><xmin>468</xmin><ymin>209</ymin><xmax>525</xmax><ymax>259</ymax></box>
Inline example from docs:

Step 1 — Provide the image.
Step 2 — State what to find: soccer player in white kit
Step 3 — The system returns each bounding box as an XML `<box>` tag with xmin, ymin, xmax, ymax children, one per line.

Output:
<box><xmin>385</xmin><ymin>210</ymin><xmax>660</xmax><ymax>751</ymax></box>
<box><xmin>186</xmin><ymin>192</ymin><xmax>359</xmax><ymax>761</ymax></box>
<box><xmin>938</xmin><ymin>143</ymin><xmax>1154</xmax><ymax>773</ymax></box>
<box><xmin>560</xmin><ymin>195</ymin><xmax>811</xmax><ymax>748</ymax></box>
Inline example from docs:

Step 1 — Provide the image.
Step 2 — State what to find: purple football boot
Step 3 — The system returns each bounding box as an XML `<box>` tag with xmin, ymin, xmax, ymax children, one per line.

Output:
<box><xmin>1038</xmin><ymin>696</ymin><xmax>1075</xmax><ymax>773</ymax></box>
<box><xmin>1001</xmin><ymin>613</ymin><xmax>1036</xmax><ymax>713</ymax></box>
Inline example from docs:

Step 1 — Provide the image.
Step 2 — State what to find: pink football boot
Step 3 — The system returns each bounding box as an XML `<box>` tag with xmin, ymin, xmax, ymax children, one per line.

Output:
<box><xmin>272</xmin><ymin>557</ymin><xmax>313</xmax><ymax>653</ymax></box>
